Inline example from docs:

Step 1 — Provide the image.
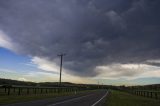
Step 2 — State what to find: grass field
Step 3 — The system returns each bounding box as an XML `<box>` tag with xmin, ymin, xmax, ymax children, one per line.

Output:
<box><xmin>0</xmin><ymin>90</ymin><xmax>95</xmax><ymax>105</ymax></box>
<box><xmin>106</xmin><ymin>90</ymin><xmax>160</xmax><ymax>106</ymax></box>
<box><xmin>0</xmin><ymin>92</ymin><xmax>72</xmax><ymax>105</ymax></box>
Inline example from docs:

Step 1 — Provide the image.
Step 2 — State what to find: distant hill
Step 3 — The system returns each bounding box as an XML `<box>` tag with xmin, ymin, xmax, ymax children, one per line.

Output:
<box><xmin>0</xmin><ymin>78</ymin><xmax>36</xmax><ymax>86</ymax></box>
<box><xmin>1</xmin><ymin>78</ymin><xmax>159</xmax><ymax>90</ymax></box>
<box><xmin>0</xmin><ymin>78</ymin><xmax>86</xmax><ymax>87</ymax></box>
<box><xmin>0</xmin><ymin>78</ymin><xmax>113</xmax><ymax>89</ymax></box>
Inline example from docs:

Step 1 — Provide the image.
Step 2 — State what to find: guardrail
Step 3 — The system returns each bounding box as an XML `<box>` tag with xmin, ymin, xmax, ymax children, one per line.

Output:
<box><xmin>0</xmin><ymin>85</ymin><xmax>88</xmax><ymax>96</ymax></box>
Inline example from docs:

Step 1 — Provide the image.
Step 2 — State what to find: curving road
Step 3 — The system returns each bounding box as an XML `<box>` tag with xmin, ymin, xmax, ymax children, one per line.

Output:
<box><xmin>3</xmin><ymin>90</ymin><xmax>108</xmax><ymax>106</ymax></box>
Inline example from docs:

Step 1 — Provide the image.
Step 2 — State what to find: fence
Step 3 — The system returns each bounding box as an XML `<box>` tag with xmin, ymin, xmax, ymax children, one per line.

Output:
<box><xmin>0</xmin><ymin>85</ymin><xmax>88</xmax><ymax>96</ymax></box>
<box><xmin>127</xmin><ymin>90</ymin><xmax>160</xmax><ymax>100</ymax></box>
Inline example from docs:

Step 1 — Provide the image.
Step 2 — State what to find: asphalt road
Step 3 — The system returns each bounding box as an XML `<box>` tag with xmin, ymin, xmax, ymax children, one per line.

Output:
<box><xmin>3</xmin><ymin>90</ymin><xmax>108</xmax><ymax>106</ymax></box>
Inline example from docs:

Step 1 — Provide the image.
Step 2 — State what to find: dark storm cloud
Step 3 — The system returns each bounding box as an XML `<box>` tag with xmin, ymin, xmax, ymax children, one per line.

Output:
<box><xmin>0</xmin><ymin>0</ymin><xmax>160</xmax><ymax>77</ymax></box>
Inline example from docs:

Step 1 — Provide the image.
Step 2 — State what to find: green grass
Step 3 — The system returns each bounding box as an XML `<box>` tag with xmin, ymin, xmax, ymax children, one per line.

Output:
<box><xmin>0</xmin><ymin>92</ymin><xmax>72</xmax><ymax>105</ymax></box>
<box><xmin>106</xmin><ymin>90</ymin><xmax>160</xmax><ymax>106</ymax></box>
<box><xmin>0</xmin><ymin>90</ymin><xmax>96</xmax><ymax>105</ymax></box>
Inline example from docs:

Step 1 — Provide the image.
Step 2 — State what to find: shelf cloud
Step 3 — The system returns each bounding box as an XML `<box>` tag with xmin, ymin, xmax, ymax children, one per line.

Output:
<box><xmin>0</xmin><ymin>0</ymin><xmax>160</xmax><ymax>77</ymax></box>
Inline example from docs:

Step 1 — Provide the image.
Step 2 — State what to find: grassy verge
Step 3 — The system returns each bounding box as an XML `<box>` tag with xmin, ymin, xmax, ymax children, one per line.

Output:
<box><xmin>0</xmin><ymin>93</ymin><xmax>70</xmax><ymax>105</ymax></box>
<box><xmin>0</xmin><ymin>90</ymin><xmax>95</xmax><ymax>105</ymax></box>
<box><xmin>106</xmin><ymin>90</ymin><xmax>160</xmax><ymax>106</ymax></box>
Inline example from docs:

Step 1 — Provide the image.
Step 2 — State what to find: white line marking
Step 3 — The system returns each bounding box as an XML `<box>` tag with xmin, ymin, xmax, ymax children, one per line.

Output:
<box><xmin>47</xmin><ymin>94</ymin><xmax>93</xmax><ymax>106</ymax></box>
<box><xmin>91</xmin><ymin>91</ymin><xmax>108</xmax><ymax>106</ymax></box>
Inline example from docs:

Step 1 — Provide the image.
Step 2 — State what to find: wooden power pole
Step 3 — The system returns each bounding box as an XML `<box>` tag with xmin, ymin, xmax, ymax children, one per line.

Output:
<box><xmin>58</xmin><ymin>53</ymin><xmax>65</xmax><ymax>86</ymax></box>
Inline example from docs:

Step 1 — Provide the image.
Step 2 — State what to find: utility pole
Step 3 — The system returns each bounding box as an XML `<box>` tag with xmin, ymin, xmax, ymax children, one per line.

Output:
<box><xmin>98</xmin><ymin>81</ymin><xmax>99</xmax><ymax>89</ymax></box>
<box><xmin>58</xmin><ymin>53</ymin><xmax>66</xmax><ymax>87</ymax></box>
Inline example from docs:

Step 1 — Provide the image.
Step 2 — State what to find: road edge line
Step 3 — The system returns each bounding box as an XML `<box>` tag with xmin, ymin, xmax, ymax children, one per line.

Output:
<box><xmin>48</xmin><ymin>94</ymin><xmax>93</xmax><ymax>106</ymax></box>
<box><xmin>91</xmin><ymin>91</ymin><xmax>108</xmax><ymax>106</ymax></box>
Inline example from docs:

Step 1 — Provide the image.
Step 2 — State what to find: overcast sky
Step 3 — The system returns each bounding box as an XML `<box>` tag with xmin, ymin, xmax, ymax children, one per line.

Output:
<box><xmin>0</xmin><ymin>0</ymin><xmax>160</xmax><ymax>85</ymax></box>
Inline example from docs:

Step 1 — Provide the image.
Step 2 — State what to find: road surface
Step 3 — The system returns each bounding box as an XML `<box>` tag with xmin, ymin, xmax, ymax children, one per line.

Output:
<box><xmin>3</xmin><ymin>90</ymin><xmax>108</xmax><ymax>106</ymax></box>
